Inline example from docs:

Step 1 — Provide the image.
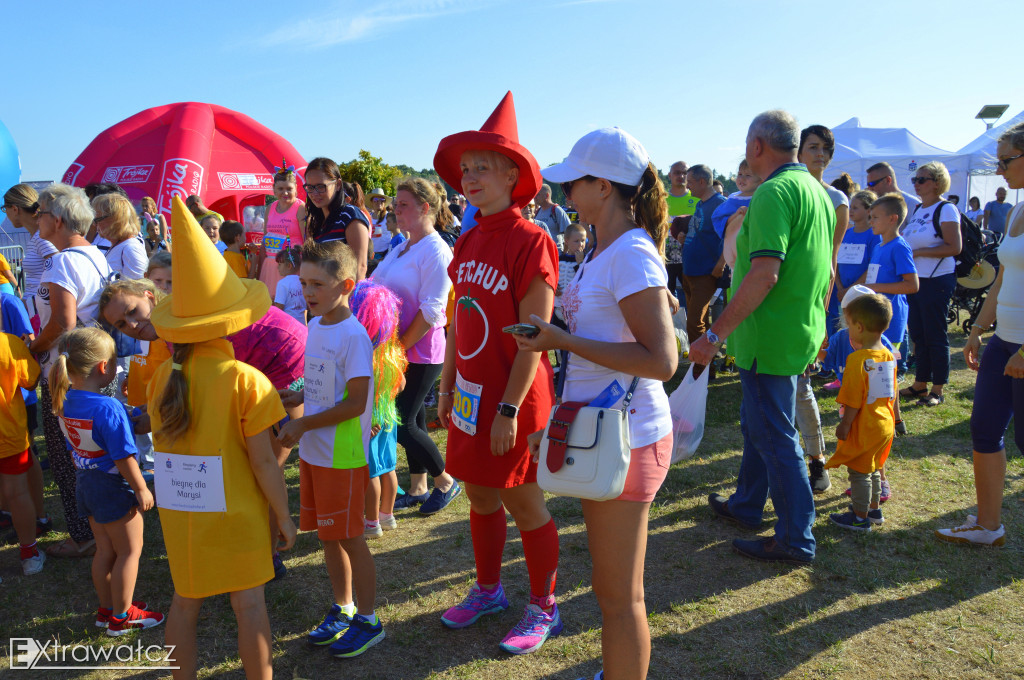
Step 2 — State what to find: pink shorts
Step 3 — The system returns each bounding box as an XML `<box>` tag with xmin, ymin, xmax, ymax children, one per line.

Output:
<box><xmin>616</xmin><ymin>433</ymin><xmax>672</xmax><ymax>503</ymax></box>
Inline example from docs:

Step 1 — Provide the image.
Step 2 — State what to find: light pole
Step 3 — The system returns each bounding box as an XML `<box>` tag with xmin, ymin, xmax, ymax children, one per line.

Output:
<box><xmin>976</xmin><ymin>104</ymin><xmax>1009</xmax><ymax>130</ymax></box>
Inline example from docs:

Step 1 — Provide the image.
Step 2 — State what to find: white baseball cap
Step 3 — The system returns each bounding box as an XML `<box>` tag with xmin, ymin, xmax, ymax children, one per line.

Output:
<box><xmin>841</xmin><ymin>284</ymin><xmax>875</xmax><ymax>308</ymax></box>
<box><xmin>541</xmin><ymin>127</ymin><xmax>650</xmax><ymax>186</ymax></box>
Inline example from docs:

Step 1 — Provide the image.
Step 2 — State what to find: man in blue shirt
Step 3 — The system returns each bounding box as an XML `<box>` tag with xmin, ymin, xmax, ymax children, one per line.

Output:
<box><xmin>680</xmin><ymin>164</ymin><xmax>727</xmax><ymax>346</ymax></box>
<box><xmin>984</xmin><ymin>187</ymin><xmax>1014</xmax><ymax>237</ymax></box>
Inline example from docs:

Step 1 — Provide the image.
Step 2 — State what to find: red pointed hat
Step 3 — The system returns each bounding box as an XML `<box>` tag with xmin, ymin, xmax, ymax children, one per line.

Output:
<box><xmin>433</xmin><ymin>91</ymin><xmax>542</xmax><ymax>209</ymax></box>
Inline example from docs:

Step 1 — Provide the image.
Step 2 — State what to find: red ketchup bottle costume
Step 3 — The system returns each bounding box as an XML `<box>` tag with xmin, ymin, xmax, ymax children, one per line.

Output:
<box><xmin>433</xmin><ymin>92</ymin><xmax>562</xmax><ymax>654</ymax></box>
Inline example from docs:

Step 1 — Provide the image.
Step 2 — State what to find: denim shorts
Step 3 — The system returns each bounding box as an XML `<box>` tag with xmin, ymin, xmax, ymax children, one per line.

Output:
<box><xmin>76</xmin><ymin>468</ymin><xmax>138</xmax><ymax>524</ymax></box>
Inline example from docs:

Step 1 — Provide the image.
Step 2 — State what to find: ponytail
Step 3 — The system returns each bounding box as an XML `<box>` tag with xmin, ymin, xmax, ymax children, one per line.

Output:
<box><xmin>633</xmin><ymin>164</ymin><xmax>668</xmax><ymax>255</ymax></box>
<box><xmin>157</xmin><ymin>343</ymin><xmax>193</xmax><ymax>443</ymax></box>
<box><xmin>47</xmin><ymin>328</ymin><xmax>117</xmax><ymax>416</ymax></box>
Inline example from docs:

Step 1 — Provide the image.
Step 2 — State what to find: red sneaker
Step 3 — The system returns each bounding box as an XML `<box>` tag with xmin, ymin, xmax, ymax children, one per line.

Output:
<box><xmin>105</xmin><ymin>603</ymin><xmax>163</xmax><ymax>635</ymax></box>
<box><xmin>96</xmin><ymin>600</ymin><xmax>148</xmax><ymax>628</ymax></box>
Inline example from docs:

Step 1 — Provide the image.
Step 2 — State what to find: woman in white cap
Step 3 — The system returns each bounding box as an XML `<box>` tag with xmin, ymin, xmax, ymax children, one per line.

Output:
<box><xmin>515</xmin><ymin>127</ymin><xmax>677</xmax><ymax>680</ymax></box>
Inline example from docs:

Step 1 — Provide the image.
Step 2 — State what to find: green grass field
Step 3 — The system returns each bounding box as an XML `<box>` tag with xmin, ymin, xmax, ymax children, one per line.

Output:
<box><xmin>2</xmin><ymin>330</ymin><xmax>1022</xmax><ymax>679</ymax></box>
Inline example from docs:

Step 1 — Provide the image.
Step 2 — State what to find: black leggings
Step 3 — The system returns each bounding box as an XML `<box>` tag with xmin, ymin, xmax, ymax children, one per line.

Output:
<box><xmin>396</xmin><ymin>362</ymin><xmax>446</xmax><ymax>477</ymax></box>
<box><xmin>40</xmin><ymin>379</ymin><xmax>94</xmax><ymax>544</ymax></box>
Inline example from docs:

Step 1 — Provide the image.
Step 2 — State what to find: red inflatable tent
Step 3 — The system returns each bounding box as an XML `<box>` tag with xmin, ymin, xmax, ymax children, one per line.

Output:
<box><xmin>62</xmin><ymin>102</ymin><xmax>306</xmax><ymax>222</ymax></box>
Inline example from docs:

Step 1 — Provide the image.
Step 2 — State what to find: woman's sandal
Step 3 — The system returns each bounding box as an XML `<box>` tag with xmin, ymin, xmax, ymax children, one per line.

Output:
<box><xmin>919</xmin><ymin>392</ymin><xmax>944</xmax><ymax>407</ymax></box>
<box><xmin>45</xmin><ymin>537</ymin><xmax>96</xmax><ymax>558</ymax></box>
<box><xmin>899</xmin><ymin>385</ymin><xmax>928</xmax><ymax>400</ymax></box>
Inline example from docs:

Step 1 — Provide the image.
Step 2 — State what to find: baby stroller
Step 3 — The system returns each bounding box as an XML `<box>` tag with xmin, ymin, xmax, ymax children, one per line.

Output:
<box><xmin>948</xmin><ymin>229</ymin><xmax>1000</xmax><ymax>333</ymax></box>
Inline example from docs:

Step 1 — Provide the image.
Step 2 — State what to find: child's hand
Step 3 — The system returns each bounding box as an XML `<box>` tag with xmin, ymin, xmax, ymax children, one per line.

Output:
<box><xmin>131</xmin><ymin>411</ymin><xmax>151</xmax><ymax>435</ymax></box>
<box><xmin>276</xmin><ymin>514</ymin><xmax>297</xmax><ymax>551</ymax></box>
<box><xmin>370</xmin><ymin>424</ymin><xmax>381</xmax><ymax>437</ymax></box>
<box><xmin>120</xmin><ymin>379</ymin><xmax>129</xmax><ymax>397</ymax></box>
<box><xmin>437</xmin><ymin>393</ymin><xmax>453</xmax><ymax>429</ymax></box>
<box><xmin>136</xmin><ymin>487</ymin><xmax>155</xmax><ymax>512</ymax></box>
<box><xmin>527</xmin><ymin>429</ymin><xmax>544</xmax><ymax>463</ymax></box>
<box><xmin>278</xmin><ymin>388</ymin><xmax>304</xmax><ymax>408</ymax></box>
<box><xmin>835</xmin><ymin>421</ymin><xmax>851</xmax><ymax>441</ymax></box>
<box><xmin>277</xmin><ymin>419</ymin><xmax>306</xmax><ymax>449</ymax></box>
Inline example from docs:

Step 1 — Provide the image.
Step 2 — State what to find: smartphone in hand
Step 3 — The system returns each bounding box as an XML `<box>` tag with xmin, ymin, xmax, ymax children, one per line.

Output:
<box><xmin>502</xmin><ymin>323</ymin><xmax>540</xmax><ymax>338</ymax></box>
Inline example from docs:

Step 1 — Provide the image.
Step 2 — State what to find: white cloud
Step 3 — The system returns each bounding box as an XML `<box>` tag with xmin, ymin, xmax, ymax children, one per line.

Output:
<box><xmin>263</xmin><ymin>0</ymin><xmax>498</xmax><ymax>49</ymax></box>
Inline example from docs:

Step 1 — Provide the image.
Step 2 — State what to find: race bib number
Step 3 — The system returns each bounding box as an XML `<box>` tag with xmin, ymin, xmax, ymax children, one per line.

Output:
<box><xmin>304</xmin><ymin>356</ymin><xmax>336</xmax><ymax>408</ymax></box>
<box><xmin>865</xmin><ymin>359</ymin><xmax>896</xmax><ymax>404</ymax></box>
<box><xmin>865</xmin><ymin>264</ymin><xmax>880</xmax><ymax>285</ymax></box>
<box><xmin>154</xmin><ymin>453</ymin><xmax>226</xmax><ymax>513</ymax></box>
<box><xmin>451</xmin><ymin>370</ymin><xmax>482</xmax><ymax>436</ymax></box>
<box><xmin>263</xmin><ymin>232</ymin><xmax>288</xmax><ymax>255</ymax></box>
<box><xmin>837</xmin><ymin>243</ymin><xmax>866</xmax><ymax>265</ymax></box>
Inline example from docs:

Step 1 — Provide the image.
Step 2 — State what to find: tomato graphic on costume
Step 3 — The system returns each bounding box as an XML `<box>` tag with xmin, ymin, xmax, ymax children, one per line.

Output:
<box><xmin>444</xmin><ymin>207</ymin><xmax>559</xmax><ymax>488</ymax></box>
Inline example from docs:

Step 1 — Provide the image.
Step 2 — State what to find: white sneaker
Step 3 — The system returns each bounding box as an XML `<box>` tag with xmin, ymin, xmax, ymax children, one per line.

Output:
<box><xmin>22</xmin><ymin>551</ymin><xmax>46</xmax><ymax>576</ymax></box>
<box><xmin>379</xmin><ymin>514</ymin><xmax>397</xmax><ymax>531</ymax></box>
<box><xmin>364</xmin><ymin>521</ymin><xmax>383</xmax><ymax>538</ymax></box>
<box><xmin>935</xmin><ymin>517</ymin><xmax>1005</xmax><ymax>547</ymax></box>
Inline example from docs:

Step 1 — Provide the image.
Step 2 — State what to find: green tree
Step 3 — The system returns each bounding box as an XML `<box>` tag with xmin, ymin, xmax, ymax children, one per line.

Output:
<box><xmin>338</xmin><ymin>149</ymin><xmax>402</xmax><ymax>196</ymax></box>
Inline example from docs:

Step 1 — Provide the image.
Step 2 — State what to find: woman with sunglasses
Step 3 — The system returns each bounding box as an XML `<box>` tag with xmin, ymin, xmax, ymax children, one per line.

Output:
<box><xmin>516</xmin><ymin>128</ymin><xmax>677</xmax><ymax>680</ymax></box>
<box><xmin>92</xmin><ymin>193</ymin><xmax>148</xmax><ymax>280</ymax></box>
<box><xmin>899</xmin><ymin>161</ymin><xmax>962</xmax><ymax>406</ymax></box>
<box><xmin>304</xmin><ymin>158</ymin><xmax>370</xmax><ymax>281</ymax></box>
<box><xmin>936</xmin><ymin>123</ymin><xmax>1024</xmax><ymax>547</ymax></box>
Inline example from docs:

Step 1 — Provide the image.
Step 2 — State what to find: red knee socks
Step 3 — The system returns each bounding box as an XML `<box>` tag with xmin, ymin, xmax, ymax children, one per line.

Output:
<box><xmin>470</xmin><ymin>507</ymin><xmax>507</xmax><ymax>587</ymax></box>
<box><xmin>521</xmin><ymin>518</ymin><xmax>559</xmax><ymax>609</ymax></box>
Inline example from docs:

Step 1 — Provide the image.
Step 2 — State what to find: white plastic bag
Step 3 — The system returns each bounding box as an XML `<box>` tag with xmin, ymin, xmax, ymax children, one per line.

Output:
<box><xmin>672</xmin><ymin>306</ymin><xmax>689</xmax><ymax>357</ymax></box>
<box><xmin>669</xmin><ymin>363</ymin><xmax>710</xmax><ymax>462</ymax></box>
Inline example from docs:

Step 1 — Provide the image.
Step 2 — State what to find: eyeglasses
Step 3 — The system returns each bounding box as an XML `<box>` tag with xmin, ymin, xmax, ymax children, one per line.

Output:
<box><xmin>910</xmin><ymin>176</ymin><xmax>935</xmax><ymax>185</ymax></box>
<box><xmin>866</xmin><ymin>177</ymin><xmax>891</xmax><ymax>188</ymax></box>
<box><xmin>37</xmin><ymin>209</ymin><xmax>52</xmax><ymax>217</ymax></box>
<box><xmin>0</xmin><ymin>205</ymin><xmax>9</xmax><ymax>213</ymax></box>
<box><xmin>997</xmin><ymin>153</ymin><xmax>1024</xmax><ymax>172</ymax></box>
<box><xmin>303</xmin><ymin>183</ymin><xmax>332</xmax><ymax>194</ymax></box>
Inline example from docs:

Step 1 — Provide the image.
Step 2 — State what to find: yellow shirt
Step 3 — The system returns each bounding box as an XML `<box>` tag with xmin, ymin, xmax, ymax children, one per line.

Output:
<box><xmin>666</xmin><ymin>191</ymin><xmax>698</xmax><ymax>218</ymax></box>
<box><xmin>0</xmin><ymin>253</ymin><xmax>14</xmax><ymax>286</ymax></box>
<box><xmin>0</xmin><ymin>333</ymin><xmax>40</xmax><ymax>458</ymax></box>
<box><xmin>825</xmin><ymin>348</ymin><xmax>895</xmax><ymax>474</ymax></box>
<box><xmin>224</xmin><ymin>250</ymin><xmax>249</xmax><ymax>279</ymax></box>
<box><xmin>147</xmin><ymin>338</ymin><xmax>285</xmax><ymax>598</ymax></box>
<box><xmin>126</xmin><ymin>340</ymin><xmax>171</xmax><ymax>408</ymax></box>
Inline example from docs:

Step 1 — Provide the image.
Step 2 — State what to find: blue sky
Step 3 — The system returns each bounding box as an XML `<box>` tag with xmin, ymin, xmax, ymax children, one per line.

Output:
<box><xmin>1</xmin><ymin>0</ymin><xmax>1017</xmax><ymax>183</ymax></box>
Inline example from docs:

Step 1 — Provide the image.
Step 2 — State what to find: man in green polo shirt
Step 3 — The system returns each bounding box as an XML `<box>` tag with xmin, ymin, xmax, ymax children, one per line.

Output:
<box><xmin>690</xmin><ymin>109</ymin><xmax>833</xmax><ymax>565</ymax></box>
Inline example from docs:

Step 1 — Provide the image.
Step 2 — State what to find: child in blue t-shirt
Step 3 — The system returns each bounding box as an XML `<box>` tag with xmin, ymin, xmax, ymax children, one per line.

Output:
<box><xmin>49</xmin><ymin>327</ymin><xmax>163</xmax><ymax>635</ymax></box>
<box><xmin>864</xmin><ymin>194</ymin><xmax>918</xmax><ymax>351</ymax></box>
<box><xmin>385</xmin><ymin>212</ymin><xmax>406</xmax><ymax>254</ymax></box>
<box><xmin>827</xmin><ymin>191</ymin><xmax>883</xmax><ymax>335</ymax></box>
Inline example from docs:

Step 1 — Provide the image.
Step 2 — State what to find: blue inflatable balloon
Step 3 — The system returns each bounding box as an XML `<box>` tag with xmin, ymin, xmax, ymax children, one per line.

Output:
<box><xmin>0</xmin><ymin>119</ymin><xmax>21</xmax><ymax>193</ymax></box>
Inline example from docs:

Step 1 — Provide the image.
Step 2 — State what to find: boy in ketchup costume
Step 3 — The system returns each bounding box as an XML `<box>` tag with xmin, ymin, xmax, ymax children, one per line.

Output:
<box><xmin>432</xmin><ymin>92</ymin><xmax>562</xmax><ymax>655</ymax></box>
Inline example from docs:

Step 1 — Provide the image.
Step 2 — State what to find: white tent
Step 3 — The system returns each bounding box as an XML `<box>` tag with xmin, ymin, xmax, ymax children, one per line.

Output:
<box><xmin>956</xmin><ymin>109</ymin><xmax>1024</xmax><ymax>206</ymax></box>
<box><xmin>823</xmin><ymin>117</ymin><xmax>971</xmax><ymax>201</ymax></box>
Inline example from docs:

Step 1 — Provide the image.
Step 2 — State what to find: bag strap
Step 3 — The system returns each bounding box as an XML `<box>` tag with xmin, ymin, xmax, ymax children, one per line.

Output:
<box><xmin>546</xmin><ymin>400</ymin><xmax>587</xmax><ymax>473</ymax></box>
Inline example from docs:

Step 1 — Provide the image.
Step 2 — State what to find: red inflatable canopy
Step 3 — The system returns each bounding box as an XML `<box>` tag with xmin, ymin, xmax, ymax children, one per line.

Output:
<box><xmin>62</xmin><ymin>102</ymin><xmax>306</xmax><ymax>222</ymax></box>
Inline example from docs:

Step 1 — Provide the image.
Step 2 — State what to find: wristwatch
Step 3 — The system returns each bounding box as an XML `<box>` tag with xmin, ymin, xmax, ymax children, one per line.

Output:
<box><xmin>497</xmin><ymin>402</ymin><xmax>520</xmax><ymax>418</ymax></box>
<box><xmin>705</xmin><ymin>329</ymin><xmax>724</xmax><ymax>348</ymax></box>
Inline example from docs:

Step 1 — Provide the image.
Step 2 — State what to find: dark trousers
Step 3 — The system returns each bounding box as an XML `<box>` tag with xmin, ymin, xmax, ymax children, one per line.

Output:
<box><xmin>907</xmin><ymin>274</ymin><xmax>956</xmax><ymax>385</ymax></box>
<box><xmin>396</xmin><ymin>363</ymin><xmax>446</xmax><ymax>477</ymax></box>
<box><xmin>40</xmin><ymin>379</ymin><xmax>94</xmax><ymax>544</ymax></box>
<box><xmin>680</xmin><ymin>273</ymin><xmax>719</xmax><ymax>344</ymax></box>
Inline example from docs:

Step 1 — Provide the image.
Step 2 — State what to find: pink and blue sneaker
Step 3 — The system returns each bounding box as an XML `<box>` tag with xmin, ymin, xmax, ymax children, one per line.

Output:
<box><xmin>441</xmin><ymin>583</ymin><xmax>509</xmax><ymax>628</ymax></box>
<box><xmin>499</xmin><ymin>603</ymin><xmax>563</xmax><ymax>655</ymax></box>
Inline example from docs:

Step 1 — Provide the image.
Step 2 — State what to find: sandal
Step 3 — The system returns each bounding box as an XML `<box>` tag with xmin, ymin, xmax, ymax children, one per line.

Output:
<box><xmin>899</xmin><ymin>385</ymin><xmax>928</xmax><ymax>400</ymax></box>
<box><xmin>919</xmin><ymin>392</ymin><xmax>944</xmax><ymax>407</ymax></box>
<box><xmin>45</xmin><ymin>537</ymin><xmax>96</xmax><ymax>558</ymax></box>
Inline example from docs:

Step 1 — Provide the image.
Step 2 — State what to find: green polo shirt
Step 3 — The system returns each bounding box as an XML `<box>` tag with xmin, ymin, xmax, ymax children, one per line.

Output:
<box><xmin>729</xmin><ymin>164</ymin><xmax>834</xmax><ymax>376</ymax></box>
<box><xmin>666</xmin><ymin>191</ymin><xmax>698</xmax><ymax>217</ymax></box>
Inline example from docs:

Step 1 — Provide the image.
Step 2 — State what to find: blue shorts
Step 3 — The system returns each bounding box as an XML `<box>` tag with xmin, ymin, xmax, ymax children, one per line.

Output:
<box><xmin>76</xmin><ymin>468</ymin><xmax>138</xmax><ymax>524</ymax></box>
<box><xmin>971</xmin><ymin>334</ymin><xmax>1024</xmax><ymax>454</ymax></box>
<box><xmin>367</xmin><ymin>424</ymin><xmax>398</xmax><ymax>478</ymax></box>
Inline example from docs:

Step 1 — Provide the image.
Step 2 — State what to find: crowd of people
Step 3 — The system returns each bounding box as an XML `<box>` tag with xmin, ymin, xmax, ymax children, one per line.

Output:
<box><xmin>0</xmin><ymin>93</ymin><xmax>1021</xmax><ymax>680</ymax></box>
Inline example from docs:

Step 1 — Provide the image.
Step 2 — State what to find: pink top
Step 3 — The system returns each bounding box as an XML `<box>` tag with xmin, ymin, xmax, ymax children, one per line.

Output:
<box><xmin>228</xmin><ymin>306</ymin><xmax>307</xmax><ymax>390</ymax></box>
<box><xmin>265</xmin><ymin>200</ymin><xmax>303</xmax><ymax>246</ymax></box>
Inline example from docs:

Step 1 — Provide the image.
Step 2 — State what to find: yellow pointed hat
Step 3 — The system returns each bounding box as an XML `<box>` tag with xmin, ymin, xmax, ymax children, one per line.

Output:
<box><xmin>150</xmin><ymin>197</ymin><xmax>270</xmax><ymax>343</ymax></box>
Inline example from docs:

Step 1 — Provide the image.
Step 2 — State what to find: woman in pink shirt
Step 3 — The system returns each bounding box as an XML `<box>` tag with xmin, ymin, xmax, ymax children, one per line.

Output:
<box><xmin>371</xmin><ymin>177</ymin><xmax>461</xmax><ymax>515</ymax></box>
<box><xmin>259</xmin><ymin>166</ymin><xmax>307</xmax><ymax>296</ymax></box>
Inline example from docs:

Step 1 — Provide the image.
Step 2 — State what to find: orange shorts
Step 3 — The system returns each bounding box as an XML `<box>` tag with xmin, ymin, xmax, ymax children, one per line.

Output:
<box><xmin>299</xmin><ymin>459</ymin><xmax>368</xmax><ymax>541</ymax></box>
<box><xmin>616</xmin><ymin>433</ymin><xmax>672</xmax><ymax>503</ymax></box>
<box><xmin>0</xmin><ymin>449</ymin><xmax>32</xmax><ymax>475</ymax></box>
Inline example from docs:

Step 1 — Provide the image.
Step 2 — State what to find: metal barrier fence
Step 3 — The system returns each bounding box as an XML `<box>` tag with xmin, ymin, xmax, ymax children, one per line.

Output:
<box><xmin>0</xmin><ymin>244</ymin><xmax>25</xmax><ymax>293</ymax></box>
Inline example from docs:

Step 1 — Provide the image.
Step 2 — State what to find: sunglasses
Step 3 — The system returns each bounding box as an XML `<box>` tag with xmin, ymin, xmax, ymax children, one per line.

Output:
<box><xmin>997</xmin><ymin>152</ymin><xmax>1024</xmax><ymax>172</ymax></box>
<box><xmin>93</xmin><ymin>213</ymin><xmax>111</xmax><ymax>222</ymax></box>
<box><xmin>561</xmin><ymin>175</ymin><xmax>595</xmax><ymax>198</ymax></box>
<box><xmin>37</xmin><ymin>209</ymin><xmax>52</xmax><ymax>217</ymax></box>
<box><xmin>866</xmin><ymin>177</ymin><xmax>890</xmax><ymax>188</ymax></box>
<box><xmin>910</xmin><ymin>176</ymin><xmax>934</xmax><ymax>185</ymax></box>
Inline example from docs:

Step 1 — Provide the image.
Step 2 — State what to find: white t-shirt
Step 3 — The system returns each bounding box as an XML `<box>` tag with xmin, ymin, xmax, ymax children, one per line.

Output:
<box><xmin>299</xmin><ymin>315</ymin><xmax>375</xmax><ymax>469</ymax></box>
<box><xmin>902</xmin><ymin>201</ymin><xmax>960</xmax><ymax>278</ymax></box>
<box><xmin>823</xmin><ymin>184</ymin><xmax>850</xmax><ymax>210</ymax></box>
<box><xmin>105</xmin><ymin>237</ymin><xmax>148</xmax><ymax>279</ymax></box>
<box><xmin>371</xmin><ymin>216</ymin><xmax>392</xmax><ymax>254</ymax></box>
<box><xmin>561</xmin><ymin>229</ymin><xmax>672</xmax><ymax>448</ymax></box>
<box><xmin>899</xmin><ymin>190</ymin><xmax>922</xmax><ymax>229</ymax></box>
<box><xmin>273</xmin><ymin>274</ymin><xmax>306</xmax><ymax>324</ymax></box>
<box><xmin>996</xmin><ymin>203</ymin><xmax>1024</xmax><ymax>344</ymax></box>
<box><xmin>37</xmin><ymin>245</ymin><xmax>113</xmax><ymax>367</ymax></box>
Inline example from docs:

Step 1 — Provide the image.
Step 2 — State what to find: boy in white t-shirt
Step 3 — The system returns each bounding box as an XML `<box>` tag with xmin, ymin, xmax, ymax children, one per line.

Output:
<box><xmin>276</xmin><ymin>240</ymin><xmax>383</xmax><ymax>658</ymax></box>
<box><xmin>553</xmin><ymin>222</ymin><xmax>587</xmax><ymax>325</ymax></box>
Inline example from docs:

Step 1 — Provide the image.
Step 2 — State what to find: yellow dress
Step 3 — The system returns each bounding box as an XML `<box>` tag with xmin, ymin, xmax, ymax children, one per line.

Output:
<box><xmin>126</xmin><ymin>340</ymin><xmax>172</xmax><ymax>408</ymax></box>
<box><xmin>147</xmin><ymin>338</ymin><xmax>285</xmax><ymax>598</ymax></box>
<box><xmin>825</xmin><ymin>348</ymin><xmax>895</xmax><ymax>475</ymax></box>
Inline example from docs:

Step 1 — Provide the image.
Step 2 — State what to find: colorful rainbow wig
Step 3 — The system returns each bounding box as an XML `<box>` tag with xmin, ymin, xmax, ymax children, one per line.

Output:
<box><xmin>350</xmin><ymin>280</ymin><xmax>408</xmax><ymax>428</ymax></box>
